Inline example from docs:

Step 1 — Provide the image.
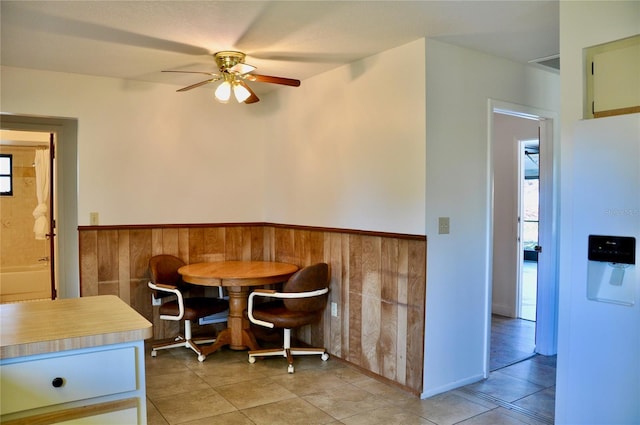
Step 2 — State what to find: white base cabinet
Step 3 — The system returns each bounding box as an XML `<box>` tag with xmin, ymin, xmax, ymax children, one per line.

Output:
<box><xmin>0</xmin><ymin>296</ymin><xmax>152</xmax><ymax>425</ymax></box>
<box><xmin>1</xmin><ymin>341</ymin><xmax>147</xmax><ymax>424</ymax></box>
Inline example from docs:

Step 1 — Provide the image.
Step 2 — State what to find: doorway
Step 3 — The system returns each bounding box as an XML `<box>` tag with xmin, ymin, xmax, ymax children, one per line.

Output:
<box><xmin>0</xmin><ymin>114</ymin><xmax>79</xmax><ymax>299</ymax></box>
<box><xmin>488</xmin><ymin>100</ymin><xmax>558</xmax><ymax>374</ymax></box>
<box><xmin>0</xmin><ymin>130</ymin><xmax>56</xmax><ymax>302</ymax></box>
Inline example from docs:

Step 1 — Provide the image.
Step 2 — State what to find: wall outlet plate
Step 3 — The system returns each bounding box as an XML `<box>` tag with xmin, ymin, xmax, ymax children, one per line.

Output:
<box><xmin>331</xmin><ymin>302</ymin><xmax>338</xmax><ymax>317</ymax></box>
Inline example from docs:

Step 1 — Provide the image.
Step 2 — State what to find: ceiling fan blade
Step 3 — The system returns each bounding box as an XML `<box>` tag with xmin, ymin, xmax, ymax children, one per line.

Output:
<box><xmin>228</xmin><ymin>63</ymin><xmax>257</xmax><ymax>75</ymax></box>
<box><xmin>244</xmin><ymin>94</ymin><xmax>260</xmax><ymax>104</ymax></box>
<box><xmin>176</xmin><ymin>78</ymin><xmax>217</xmax><ymax>92</ymax></box>
<box><xmin>237</xmin><ymin>80</ymin><xmax>260</xmax><ymax>104</ymax></box>
<box><xmin>162</xmin><ymin>70</ymin><xmax>218</xmax><ymax>76</ymax></box>
<box><xmin>245</xmin><ymin>74</ymin><xmax>301</xmax><ymax>87</ymax></box>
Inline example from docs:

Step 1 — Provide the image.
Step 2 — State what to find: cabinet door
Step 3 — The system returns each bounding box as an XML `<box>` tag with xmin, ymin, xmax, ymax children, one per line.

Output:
<box><xmin>589</xmin><ymin>35</ymin><xmax>640</xmax><ymax>118</ymax></box>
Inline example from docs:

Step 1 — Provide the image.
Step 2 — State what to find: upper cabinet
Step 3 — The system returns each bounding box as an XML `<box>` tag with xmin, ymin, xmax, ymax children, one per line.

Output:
<box><xmin>585</xmin><ymin>35</ymin><xmax>640</xmax><ymax>119</ymax></box>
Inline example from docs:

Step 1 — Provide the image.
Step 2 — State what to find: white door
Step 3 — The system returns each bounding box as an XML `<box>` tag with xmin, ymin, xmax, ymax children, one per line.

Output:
<box><xmin>518</xmin><ymin>139</ymin><xmax>539</xmax><ymax>322</ymax></box>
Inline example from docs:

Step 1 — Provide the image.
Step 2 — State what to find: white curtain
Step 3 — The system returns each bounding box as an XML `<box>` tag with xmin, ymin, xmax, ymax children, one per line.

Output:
<box><xmin>32</xmin><ymin>149</ymin><xmax>50</xmax><ymax>240</ymax></box>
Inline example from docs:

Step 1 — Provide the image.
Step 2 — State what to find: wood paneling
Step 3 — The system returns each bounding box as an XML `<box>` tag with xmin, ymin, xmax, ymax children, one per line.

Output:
<box><xmin>78</xmin><ymin>224</ymin><xmax>426</xmax><ymax>394</ymax></box>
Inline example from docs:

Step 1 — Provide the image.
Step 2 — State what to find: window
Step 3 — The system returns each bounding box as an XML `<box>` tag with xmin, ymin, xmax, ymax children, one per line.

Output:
<box><xmin>0</xmin><ymin>154</ymin><xmax>13</xmax><ymax>196</ymax></box>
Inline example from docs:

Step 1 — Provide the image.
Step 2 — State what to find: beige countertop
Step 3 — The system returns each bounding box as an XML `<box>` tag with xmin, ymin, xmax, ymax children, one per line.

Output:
<box><xmin>0</xmin><ymin>295</ymin><xmax>153</xmax><ymax>359</ymax></box>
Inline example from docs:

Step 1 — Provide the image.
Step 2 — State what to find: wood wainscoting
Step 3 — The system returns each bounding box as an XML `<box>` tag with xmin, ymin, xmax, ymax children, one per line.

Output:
<box><xmin>78</xmin><ymin>223</ymin><xmax>426</xmax><ymax>394</ymax></box>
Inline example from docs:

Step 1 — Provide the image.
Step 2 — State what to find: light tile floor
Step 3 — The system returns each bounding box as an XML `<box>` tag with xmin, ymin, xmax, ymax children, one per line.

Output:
<box><xmin>490</xmin><ymin>315</ymin><xmax>536</xmax><ymax>371</ymax></box>
<box><xmin>145</xmin><ymin>322</ymin><xmax>556</xmax><ymax>425</ymax></box>
<box><xmin>520</xmin><ymin>260</ymin><xmax>537</xmax><ymax>322</ymax></box>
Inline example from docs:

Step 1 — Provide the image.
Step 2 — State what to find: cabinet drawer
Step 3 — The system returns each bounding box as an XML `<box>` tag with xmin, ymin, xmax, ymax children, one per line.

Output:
<box><xmin>1</xmin><ymin>347</ymin><xmax>137</xmax><ymax>415</ymax></box>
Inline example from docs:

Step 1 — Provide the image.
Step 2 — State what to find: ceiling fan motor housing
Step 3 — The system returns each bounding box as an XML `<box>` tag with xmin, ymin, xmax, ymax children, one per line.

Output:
<box><xmin>214</xmin><ymin>51</ymin><xmax>246</xmax><ymax>71</ymax></box>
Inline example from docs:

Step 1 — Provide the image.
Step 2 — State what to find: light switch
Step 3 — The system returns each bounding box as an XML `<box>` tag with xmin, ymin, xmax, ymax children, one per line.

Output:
<box><xmin>90</xmin><ymin>212</ymin><xmax>99</xmax><ymax>226</ymax></box>
<box><xmin>331</xmin><ymin>302</ymin><xmax>338</xmax><ymax>317</ymax></box>
<box><xmin>438</xmin><ymin>217</ymin><xmax>450</xmax><ymax>234</ymax></box>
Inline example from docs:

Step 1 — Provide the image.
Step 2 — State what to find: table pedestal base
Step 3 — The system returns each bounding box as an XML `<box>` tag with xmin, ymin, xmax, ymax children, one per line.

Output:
<box><xmin>177</xmin><ymin>261</ymin><xmax>298</xmax><ymax>362</ymax></box>
<box><xmin>198</xmin><ymin>327</ymin><xmax>260</xmax><ymax>360</ymax></box>
<box><xmin>198</xmin><ymin>286</ymin><xmax>260</xmax><ymax>360</ymax></box>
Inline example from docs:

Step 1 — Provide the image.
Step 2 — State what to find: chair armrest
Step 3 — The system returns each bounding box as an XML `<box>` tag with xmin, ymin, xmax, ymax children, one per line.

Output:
<box><xmin>247</xmin><ymin>287</ymin><xmax>329</xmax><ymax>328</ymax></box>
<box><xmin>148</xmin><ymin>281</ymin><xmax>185</xmax><ymax>320</ymax></box>
<box><xmin>247</xmin><ymin>289</ymin><xmax>275</xmax><ymax>328</ymax></box>
<box><xmin>252</xmin><ymin>287</ymin><xmax>328</xmax><ymax>300</ymax></box>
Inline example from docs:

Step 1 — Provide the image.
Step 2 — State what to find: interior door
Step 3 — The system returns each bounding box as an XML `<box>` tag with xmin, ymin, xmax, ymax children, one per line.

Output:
<box><xmin>533</xmin><ymin>118</ymin><xmax>557</xmax><ymax>355</ymax></box>
<box><xmin>518</xmin><ymin>139</ymin><xmax>539</xmax><ymax>322</ymax></box>
<box><xmin>47</xmin><ymin>132</ymin><xmax>56</xmax><ymax>299</ymax></box>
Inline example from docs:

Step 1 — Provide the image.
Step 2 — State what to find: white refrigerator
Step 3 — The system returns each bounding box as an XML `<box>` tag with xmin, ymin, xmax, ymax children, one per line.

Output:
<box><xmin>557</xmin><ymin>113</ymin><xmax>639</xmax><ymax>424</ymax></box>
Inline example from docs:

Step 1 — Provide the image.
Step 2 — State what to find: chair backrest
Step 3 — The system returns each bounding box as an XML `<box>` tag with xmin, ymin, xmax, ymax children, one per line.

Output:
<box><xmin>282</xmin><ymin>263</ymin><xmax>329</xmax><ymax>312</ymax></box>
<box><xmin>149</xmin><ymin>255</ymin><xmax>186</xmax><ymax>296</ymax></box>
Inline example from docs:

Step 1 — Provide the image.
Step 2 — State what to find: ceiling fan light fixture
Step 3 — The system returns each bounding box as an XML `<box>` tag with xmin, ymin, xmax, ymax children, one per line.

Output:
<box><xmin>165</xmin><ymin>50</ymin><xmax>300</xmax><ymax>105</ymax></box>
<box><xmin>233</xmin><ymin>82</ymin><xmax>251</xmax><ymax>103</ymax></box>
<box><xmin>214</xmin><ymin>81</ymin><xmax>231</xmax><ymax>103</ymax></box>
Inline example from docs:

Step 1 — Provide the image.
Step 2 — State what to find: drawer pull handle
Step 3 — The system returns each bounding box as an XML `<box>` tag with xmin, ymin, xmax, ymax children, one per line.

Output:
<box><xmin>52</xmin><ymin>377</ymin><xmax>65</xmax><ymax>388</ymax></box>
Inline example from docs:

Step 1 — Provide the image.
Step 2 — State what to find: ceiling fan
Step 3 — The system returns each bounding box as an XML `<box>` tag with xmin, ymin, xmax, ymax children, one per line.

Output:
<box><xmin>162</xmin><ymin>51</ymin><xmax>300</xmax><ymax>104</ymax></box>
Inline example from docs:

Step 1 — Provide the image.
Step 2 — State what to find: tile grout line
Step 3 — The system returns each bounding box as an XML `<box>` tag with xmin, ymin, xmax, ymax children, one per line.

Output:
<box><xmin>457</xmin><ymin>387</ymin><xmax>554</xmax><ymax>425</ymax></box>
<box><xmin>490</xmin><ymin>353</ymin><xmax>538</xmax><ymax>372</ymax></box>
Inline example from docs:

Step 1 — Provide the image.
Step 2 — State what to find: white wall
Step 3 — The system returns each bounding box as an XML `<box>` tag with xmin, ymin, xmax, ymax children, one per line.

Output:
<box><xmin>492</xmin><ymin>113</ymin><xmax>539</xmax><ymax>317</ymax></box>
<box><xmin>422</xmin><ymin>39</ymin><xmax>559</xmax><ymax>397</ymax></box>
<box><xmin>1</xmin><ymin>66</ymin><xmax>269</xmax><ymax>225</ymax></box>
<box><xmin>556</xmin><ymin>2</ymin><xmax>640</xmax><ymax>423</ymax></box>
<box><xmin>1</xmin><ymin>40</ymin><xmax>426</xmax><ymax>236</ymax></box>
<box><xmin>263</xmin><ymin>39</ymin><xmax>426</xmax><ymax>235</ymax></box>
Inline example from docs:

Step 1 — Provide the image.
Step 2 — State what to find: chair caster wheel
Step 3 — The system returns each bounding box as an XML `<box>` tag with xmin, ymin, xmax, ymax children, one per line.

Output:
<box><xmin>321</xmin><ymin>353</ymin><xmax>329</xmax><ymax>361</ymax></box>
<box><xmin>197</xmin><ymin>354</ymin><xmax>206</xmax><ymax>362</ymax></box>
<box><xmin>248</xmin><ymin>356</ymin><xmax>256</xmax><ymax>364</ymax></box>
<box><xmin>151</xmin><ymin>350</ymin><xmax>157</xmax><ymax>357</ymax></box>
<box><xmin>287</xmin><ymin>364</ymin><xmax>294</xmax><ymax>373</ymax></box>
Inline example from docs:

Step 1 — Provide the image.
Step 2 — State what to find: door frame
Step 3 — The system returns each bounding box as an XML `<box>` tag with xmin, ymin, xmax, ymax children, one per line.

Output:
<box><xmin>0</xmin><ymin>114</ymin><xmax>79</xmax><ymax>299</ymax></box>
<box><xmin>487</xmin><ymin>100</ymin><xmax>559</xmax><ymax>370</ymax></box>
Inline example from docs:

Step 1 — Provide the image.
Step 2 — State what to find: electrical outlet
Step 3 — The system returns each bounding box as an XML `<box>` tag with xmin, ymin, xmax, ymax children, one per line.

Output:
<box><xmin>331</xmin><ymin>302</ymin><xmax>338</xmax><ymax>317</ymax></box>
<box><xmin>438</xmin><ymin>217</ymin><xmax>450</xmax><ymax>234</ymax></box>
<box><xmin>151</xmin><ymin>294</ymin><xmax>161</xmax><ymax>306</ymax></box>
<box><xmin>89</xmin><ymin>212</ymin><xmax>99</xmax><ymax>226</ymax></box>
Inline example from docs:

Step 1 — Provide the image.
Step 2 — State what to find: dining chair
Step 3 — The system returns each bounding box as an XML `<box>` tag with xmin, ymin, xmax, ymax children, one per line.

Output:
<box><xmin>247</xmin><ymin>262</ymin><xmax>330</xmax><ymax>373</ymax></box>
<box><xmin>148</xmin><ymin>254</ymin><xmax>228</xmax><ymax>361</ymax></box>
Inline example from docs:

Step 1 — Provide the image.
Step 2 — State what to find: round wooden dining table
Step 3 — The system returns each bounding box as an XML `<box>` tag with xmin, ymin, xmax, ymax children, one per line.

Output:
<box><xmin>178</xmin><ymin>260</ymin><xmax>298</xmax><ymax>360</ymax></box>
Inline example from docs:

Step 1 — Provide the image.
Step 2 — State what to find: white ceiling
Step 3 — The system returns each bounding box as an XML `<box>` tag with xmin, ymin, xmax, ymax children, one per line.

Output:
<box><xmin>0</xmin><ymin>1</ymin><xmax>559</xmax><ymax>95</ymax></box>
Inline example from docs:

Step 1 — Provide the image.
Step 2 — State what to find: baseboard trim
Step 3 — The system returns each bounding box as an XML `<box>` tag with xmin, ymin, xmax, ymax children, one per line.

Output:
<box><xmin>491</xmin><ymin>303</ymin><xmax>515</xmax><ymax>317</ymax></box>
<box><xmin>420</xmin><ymin>373</ymin><xmax>485</xmax><ymax>399</ymax></box>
